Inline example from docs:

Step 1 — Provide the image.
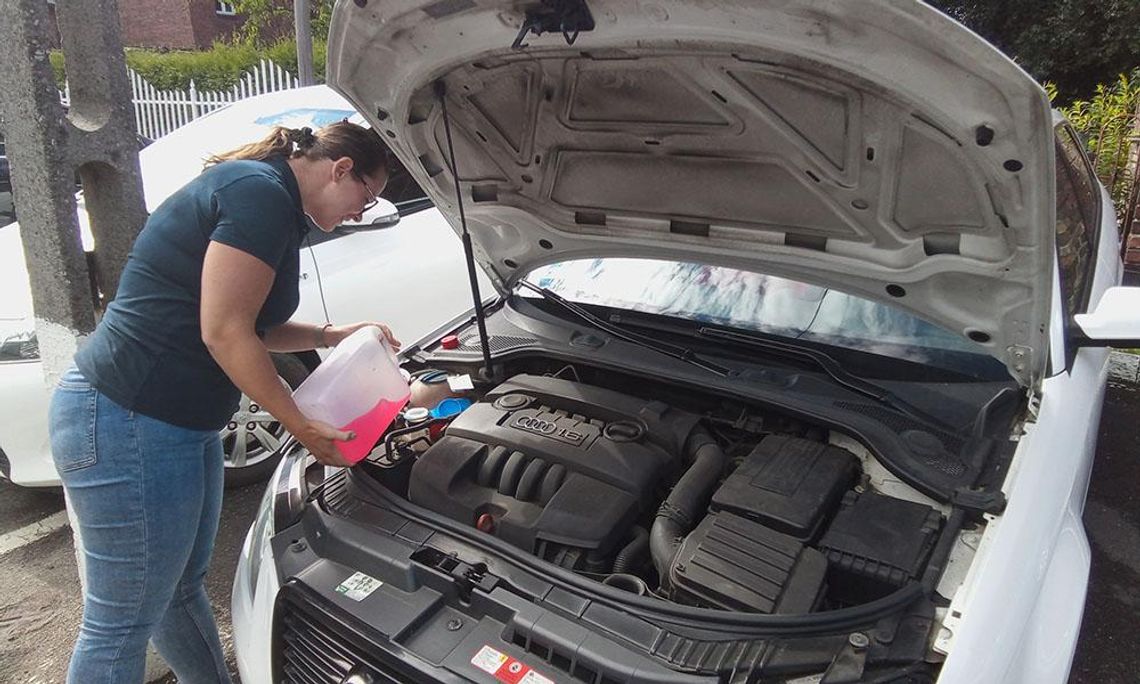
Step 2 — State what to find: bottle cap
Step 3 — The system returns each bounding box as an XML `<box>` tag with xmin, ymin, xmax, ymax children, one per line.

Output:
<box><xmin>431</xmin><ymin>397</ymin><xmax>472</xmax><ymax>419</ymax></box>
<box><xmin>405</xmin><ymin>407</ymin><xmax>431</xmax><ymax>424</ymax></box>
<box><xmin>440</xmin><ymin>334</ymin><xmax>460</xmax><ymax>350</ymax></box>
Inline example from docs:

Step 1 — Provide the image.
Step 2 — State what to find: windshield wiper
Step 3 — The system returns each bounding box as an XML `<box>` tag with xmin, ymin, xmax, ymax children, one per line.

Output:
<box><xmin>696</xmin><ymin>326</ymin><xmax>956</xmax><ymax>431</ymax></box>
<box><xmin>517</xmin><ymin>280</ymin><xmax>732</xmax><ymax>377</ymax></box>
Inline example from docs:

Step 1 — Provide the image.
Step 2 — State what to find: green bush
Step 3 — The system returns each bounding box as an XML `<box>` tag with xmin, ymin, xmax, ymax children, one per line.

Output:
<box><xmin>1049</xmin><ymin>72</ymin><xmax>1140</xmax><ymax>227</ymax></box>
<box><xmin>49</xmin><ymin>39</ymin><xmax>325</xmax><ymax>93</ymax></box>
<box><xmin>264</xmin><ymin>39</ymin><xmax>327</xmax><ymax>84</ymax></box>
<box><xmin>127</xmin><ymin>43</ymin><xmax>259</xmax><ymax>91</ymax></box>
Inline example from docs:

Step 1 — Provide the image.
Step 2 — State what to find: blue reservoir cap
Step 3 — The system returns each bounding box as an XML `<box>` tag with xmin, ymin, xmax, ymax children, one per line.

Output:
<box><xmin>430</xmin><ymin>397</ymin><xmax>472</xmax><ymax>419</ymax></box>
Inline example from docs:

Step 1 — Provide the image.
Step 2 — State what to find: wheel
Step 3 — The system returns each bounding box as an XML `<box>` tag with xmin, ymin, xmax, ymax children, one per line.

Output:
<box><xmin>220</xmin><ymin>353</ymin><xmax>310</xmax><ymax>488</ymax></box>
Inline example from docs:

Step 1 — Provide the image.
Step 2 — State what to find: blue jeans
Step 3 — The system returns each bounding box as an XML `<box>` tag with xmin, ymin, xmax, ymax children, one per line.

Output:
<box><xmin>49</xmin><ymin>367</ymin><xmax>232</xmax><ymax>684</ymax></box>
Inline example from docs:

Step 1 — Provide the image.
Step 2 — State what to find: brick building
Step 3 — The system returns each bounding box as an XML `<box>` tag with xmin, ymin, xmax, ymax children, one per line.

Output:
<box><xmin>47</xmin><ymin>0</ymin><xmax>245</xmax><ymax>50</ymax></box>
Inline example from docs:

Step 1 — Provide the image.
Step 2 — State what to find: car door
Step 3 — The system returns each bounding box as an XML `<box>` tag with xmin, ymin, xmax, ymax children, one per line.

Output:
<box><xmin>1051</xmin><ymin>122</ymin><xmax>1119</xmax><ymax>512</ymax></box>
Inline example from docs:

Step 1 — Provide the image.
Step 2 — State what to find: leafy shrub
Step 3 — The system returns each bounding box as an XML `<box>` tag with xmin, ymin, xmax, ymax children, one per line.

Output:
<box><xmin>264</xmin><ymin>39</ymin><xmax>327</xmax><ymax>84</ymax></box>
<box><xmin>49</xmin><ymin>39</ymin><xmax>325</xmax><ymax>93</ymax></box>
<box><xmin>126</xmin><ymin>43</ymin><xmax>260</xmax><ymax>91</ymax></box>
<box><xmin>1050</xmin><ymin>71</ymin><xmax>1140</xmax><ymax>227</ymax></box>
<box><xmin>231</xmin><ymin>0</ymin><xmax>332</xmax><ymax>49</ymax></box>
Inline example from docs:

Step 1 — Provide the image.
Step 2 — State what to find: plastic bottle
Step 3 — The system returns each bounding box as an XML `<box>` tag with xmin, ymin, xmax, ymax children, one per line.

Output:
<box><xmin>401</xmin><ymin>407</ymin><xmax>433</xmax><ymax>453</ymax></box>
<box><xmin>292</xmin><ymin>326</ymin><xmax>410</xmax><ymax>463</ymax></box>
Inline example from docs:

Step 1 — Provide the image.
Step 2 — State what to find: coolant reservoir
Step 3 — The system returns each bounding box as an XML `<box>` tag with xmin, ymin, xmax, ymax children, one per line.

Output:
<box><xmin>292</xmin><ymin>326</ymin><xmax>410</xmax><ymax>463</ymax></box>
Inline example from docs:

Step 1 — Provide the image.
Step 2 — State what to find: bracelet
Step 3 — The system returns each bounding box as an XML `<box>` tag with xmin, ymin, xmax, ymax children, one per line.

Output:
<box><xmin>318</xmin><ymin>323</ymin><xmax>333</xmax><ymax>349</ymax></box>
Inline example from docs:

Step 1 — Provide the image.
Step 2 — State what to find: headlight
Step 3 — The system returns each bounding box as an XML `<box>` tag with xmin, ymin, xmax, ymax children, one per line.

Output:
<box><xmin>0</xmin><ymin>330</ymin><xmax>38</xmax><ymax>361</ymax></box>
<box><xmin>245</xmin><ymin>479</ymin><xmax>277</xmax><ymax>602</ymax></box>
<box><xmin>245</xmin><ymin>440</ymin><xmax>310</xmax><ymax>600</ymax></box>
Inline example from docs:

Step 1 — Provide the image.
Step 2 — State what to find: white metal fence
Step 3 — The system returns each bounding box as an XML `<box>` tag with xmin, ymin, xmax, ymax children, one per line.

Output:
<box><xmin>60</xmin><ymin>59</ymin><xmax>299</xmax><ymax>141</ymax></box>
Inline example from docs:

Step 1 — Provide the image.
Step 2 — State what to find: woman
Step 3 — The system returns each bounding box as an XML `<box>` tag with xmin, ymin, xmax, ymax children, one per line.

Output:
<box><xmin>48</xmin><ymin>122</ymin><xmax>397</xmax><ymax>683</ymax></box>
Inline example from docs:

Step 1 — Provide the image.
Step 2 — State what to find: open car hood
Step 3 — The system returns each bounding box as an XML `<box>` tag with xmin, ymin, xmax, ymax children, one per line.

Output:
<box><xmin>328</xmin><ymin>0</ymin><xmax>1055</xmax><ymax>386</ymax></box>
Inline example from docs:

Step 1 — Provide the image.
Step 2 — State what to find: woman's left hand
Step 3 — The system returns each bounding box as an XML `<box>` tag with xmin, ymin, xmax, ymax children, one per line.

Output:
<box><xmin>327</xmin><ymin>322</ymin><xmax>401</xmax><ymax>351</ymax></box>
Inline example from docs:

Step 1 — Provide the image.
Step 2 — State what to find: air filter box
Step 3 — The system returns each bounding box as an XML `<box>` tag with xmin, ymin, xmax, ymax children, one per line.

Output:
<box><xmin>817</xmin><ymin>491</ymin><xmax>943</xmax><ymax>603</ymax></box>
<box><xmin>711</xmin><ymin>435</ymin><xmax>859</xmax><ymax>541</ymax></box>
<box><xmin>669</xmin><ymin>512</ymin><xmax>827</xmax><ymax>614</ymax></box>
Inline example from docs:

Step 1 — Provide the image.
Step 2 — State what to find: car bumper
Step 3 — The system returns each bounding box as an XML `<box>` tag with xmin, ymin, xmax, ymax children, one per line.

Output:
<box><xmin>232</xmin><ymin>502</ymin><xmax>280</xmax><ymax>684</ymax></box>
<box><xmin>0</xmin><ymin>361</ymin><xmax>60</xmax><ymax>487</ymax></box>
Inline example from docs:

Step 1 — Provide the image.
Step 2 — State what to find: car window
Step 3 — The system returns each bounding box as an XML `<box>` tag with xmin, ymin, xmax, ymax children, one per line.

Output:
<box><xmin>1054</xmin><ymin>126</ymin><xmax>1099</xmax><ymax>315</ymax></box>
<box><xmin>524</xmin><ymin>258</ymin><xmax>1003</xmax><ymax>377</ymax></box>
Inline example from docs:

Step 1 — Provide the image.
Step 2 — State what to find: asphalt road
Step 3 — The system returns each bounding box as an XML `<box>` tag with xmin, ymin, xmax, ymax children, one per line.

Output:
<box><xmin>0</xmin><ymin>384</ymin><xmax>1138</xmax><ymax>683</ymax></box>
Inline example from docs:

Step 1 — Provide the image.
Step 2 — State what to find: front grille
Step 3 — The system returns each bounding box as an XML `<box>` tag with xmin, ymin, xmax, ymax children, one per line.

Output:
<box><xmin>274</xmin><ymin>585</ymin><xmax>415</xmax><ymax>684</ymax></box>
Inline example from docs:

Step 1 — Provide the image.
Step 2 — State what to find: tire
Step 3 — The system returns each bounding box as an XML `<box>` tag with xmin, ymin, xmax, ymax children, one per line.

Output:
<box><xmin>220</xmin><ymin>353</ymin><xmax>310</xmax><ymax>488</ymax></box>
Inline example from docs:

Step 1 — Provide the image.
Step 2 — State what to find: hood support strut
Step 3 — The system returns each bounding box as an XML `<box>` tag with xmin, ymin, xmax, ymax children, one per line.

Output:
<box><xmin>435</xmin><ymin>80</ymin><xmax>495</xmax><ymax>379</ymax></box>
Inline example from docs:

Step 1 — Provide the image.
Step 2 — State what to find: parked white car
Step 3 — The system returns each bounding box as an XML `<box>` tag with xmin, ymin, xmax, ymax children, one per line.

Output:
<box><xmin>233</xmin><ymin>2</ymin><xmax>1140</xmax><ymax>683</ymax></box>
<box><xmin>0</xmin><ymin>85</ymin><xmax>489</xmax><ymax>487</ymax></box>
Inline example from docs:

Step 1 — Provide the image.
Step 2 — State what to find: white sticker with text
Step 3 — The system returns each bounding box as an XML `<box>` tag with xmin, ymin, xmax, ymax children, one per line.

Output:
<box><xmin>335</xmin><ymin>571</ymin><xmax>382</xmax><ymax>601</ymax></box>
<box><xmin>471</xmin><ymin>645</ymin><xmax>508</xmax><ymax>674</ymax></box>
<box><xmin>448</xmin><ymin>374</ymin><xmax>475</xmax><ymax>391</ymax></box>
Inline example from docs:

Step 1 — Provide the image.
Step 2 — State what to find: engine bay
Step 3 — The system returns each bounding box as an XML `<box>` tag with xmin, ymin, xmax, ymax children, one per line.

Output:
<box><xmin>364</xmin><ymin>366</ymin><xmax>950</xmax><ymax>615</ymax></box>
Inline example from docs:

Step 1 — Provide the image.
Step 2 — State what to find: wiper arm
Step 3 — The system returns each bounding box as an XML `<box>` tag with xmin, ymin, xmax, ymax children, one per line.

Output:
<box><xmin>696</xmin><ymin>326</ymin><xmax>955</xmax><ymax>430</ymax></box>
<box><xmin>517</xmin><ymin>280</ymin><xmax>732</xmax><ymax>377</ymax></box>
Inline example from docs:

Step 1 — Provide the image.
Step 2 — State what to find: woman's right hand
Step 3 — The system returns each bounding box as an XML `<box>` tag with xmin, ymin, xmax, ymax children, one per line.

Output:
<box><xmin>293</xmin><ymin>419</ymin><xmax>355</xmax><ymax>467</ymax></box>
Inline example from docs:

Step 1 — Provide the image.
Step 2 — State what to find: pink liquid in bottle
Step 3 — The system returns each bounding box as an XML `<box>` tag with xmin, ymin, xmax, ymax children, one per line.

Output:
<box><xmin>336</xmin><ymin>395</ymin><xmax>409</xmax><ymax>464</ymax></box>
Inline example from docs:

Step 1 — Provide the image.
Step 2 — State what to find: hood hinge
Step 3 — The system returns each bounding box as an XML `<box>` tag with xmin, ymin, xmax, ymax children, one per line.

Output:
<box><xmin>1006</xmin><ymin>344</ymin><xmax>1035</xmax><ymax>387</ymax></box>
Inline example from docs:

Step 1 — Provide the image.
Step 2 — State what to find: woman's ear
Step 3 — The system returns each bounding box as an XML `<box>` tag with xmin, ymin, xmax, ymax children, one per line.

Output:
<box><xmin>331</xmin><ymin>156</ymin><xmax>355</xmax><ymax>181</ymax></box>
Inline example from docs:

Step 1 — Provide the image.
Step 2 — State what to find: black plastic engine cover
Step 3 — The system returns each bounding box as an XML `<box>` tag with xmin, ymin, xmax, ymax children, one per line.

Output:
<box><xmin>409</xmin><ymin>375</ymin><xmax>699</xmax><ymax>561</ymax></box>
<box><xmin>711</xmin><ymin>435</ymin><xmax>859</xmax><ymax>541</ymax></box>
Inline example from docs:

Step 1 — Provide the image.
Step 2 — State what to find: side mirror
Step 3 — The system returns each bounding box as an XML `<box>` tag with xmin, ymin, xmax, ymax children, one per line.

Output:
<box><xmin>336</xmin><ymin>197</ymin><xmax>400</xmax><ymax>233</ymax></box>
<box><xmin>1073</xmin><ymin>286</ymin><xmax>1140</xmax><ymax>347</ymax></box>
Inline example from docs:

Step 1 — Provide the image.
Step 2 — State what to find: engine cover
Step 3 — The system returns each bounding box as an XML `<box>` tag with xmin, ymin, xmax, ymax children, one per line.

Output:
<box><xmin>408</xmin><ymin>375</ymin><xmax>698</xmax><ymax>567</ymax></box>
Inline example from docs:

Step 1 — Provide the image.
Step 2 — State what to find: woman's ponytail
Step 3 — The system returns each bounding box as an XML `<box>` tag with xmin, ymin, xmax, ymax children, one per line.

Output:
<box><xmin>203</xmin><ymin>122</ymin><xmax>386</xmax><ymax>179</ymax></box>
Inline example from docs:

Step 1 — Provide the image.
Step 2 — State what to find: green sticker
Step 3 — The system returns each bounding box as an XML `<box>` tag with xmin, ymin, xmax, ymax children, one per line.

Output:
<box><xmin>335</xmin><ymin>571</ymin><xmax>382</xmax><ymax>601</ymax></box>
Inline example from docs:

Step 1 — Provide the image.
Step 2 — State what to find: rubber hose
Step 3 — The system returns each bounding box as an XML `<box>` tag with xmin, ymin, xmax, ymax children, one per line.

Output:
<box><xmin>612</xmin><ymin>525</ymin><xmax>649</xmax><ymax>575</ymax></box>
<box><xmin>650</xmin><ymin>429</ymin><xmax>726</xmax><ymax>590</ymax></box>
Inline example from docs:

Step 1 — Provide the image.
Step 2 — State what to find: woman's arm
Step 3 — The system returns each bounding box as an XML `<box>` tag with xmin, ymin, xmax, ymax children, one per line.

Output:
<box><xmin>261</xmin><ymin>320</ymin><xmax>334</xmax><ymax>352</ymax></box>
<box><xmin>200</xmin><ymin>241</ymin><xmax>350</xmax><ymax>466</ymax></box>
<box><xmin>262</xmin><ymin>320</ymin><xmax>402</xmax><ymax>353</ymax></box>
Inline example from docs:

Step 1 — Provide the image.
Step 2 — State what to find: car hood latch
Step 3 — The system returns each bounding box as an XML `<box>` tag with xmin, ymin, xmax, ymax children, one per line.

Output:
<box><xmin>511</xmin><ymin>0</ymin><xmax>596</xmax><ymax>50</ymax></box>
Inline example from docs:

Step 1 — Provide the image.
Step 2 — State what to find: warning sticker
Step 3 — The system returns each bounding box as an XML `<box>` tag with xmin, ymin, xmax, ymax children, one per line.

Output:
<box><xmin>471</xmin><ymin>645</ymin><xmax>509</xmax><ymax>675</ymax></box>
<box><xmin>470</xmin><ymin>645</ymin><xmax>553</xmax><ymax>684</ymax></box>
<box><xmin>334</xmin><ymin>571</ymin><xmax>382</xmax><ymax>601</ymax></box>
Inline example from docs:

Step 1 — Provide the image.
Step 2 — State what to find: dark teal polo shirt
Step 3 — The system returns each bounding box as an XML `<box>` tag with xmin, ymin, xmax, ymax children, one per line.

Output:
<box><xmin>76</xmin><ymin>156</ymin><xmax>310</xmax><ymax>430</ymax></box>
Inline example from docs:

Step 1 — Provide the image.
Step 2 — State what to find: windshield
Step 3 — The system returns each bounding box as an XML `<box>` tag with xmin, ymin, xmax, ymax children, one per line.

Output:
<box><xmin>524</xmin><ymin>258</ymin><xmax>1004</xmax><ymax>378</ymax></box>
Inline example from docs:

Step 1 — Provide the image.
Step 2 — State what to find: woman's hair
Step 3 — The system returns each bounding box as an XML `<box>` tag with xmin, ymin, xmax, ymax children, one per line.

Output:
<box><xmin>204</xmin><ymin>121</ymin><xmax>388</xmax><ymax>177</ymax></box>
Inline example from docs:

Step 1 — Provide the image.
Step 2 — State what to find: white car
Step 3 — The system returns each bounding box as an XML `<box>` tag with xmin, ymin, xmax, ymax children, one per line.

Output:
<box><xmin>234</xmin><ymin>2</ymin><xmax>1140</xmax><ymax>683</ymax></box>
<box><xmin>0</xmin><ymin>85</ymin><xmax>489</xmax><ymax>487</ymax></box>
